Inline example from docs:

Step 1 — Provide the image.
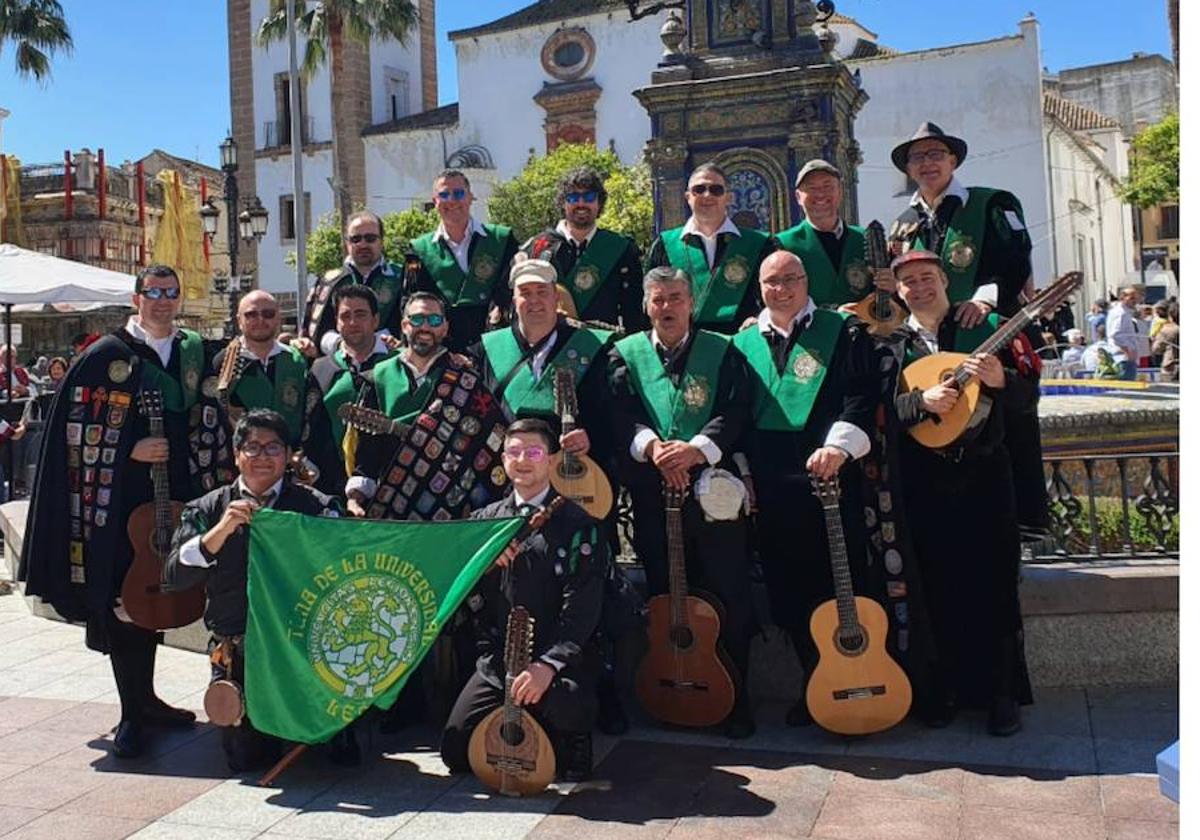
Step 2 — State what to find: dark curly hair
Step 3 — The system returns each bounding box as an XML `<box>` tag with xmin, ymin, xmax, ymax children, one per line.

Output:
<box><xmin>556</xmin><ymin>166</ymin><xmax>608</xmax><ymax>216</ymax></box>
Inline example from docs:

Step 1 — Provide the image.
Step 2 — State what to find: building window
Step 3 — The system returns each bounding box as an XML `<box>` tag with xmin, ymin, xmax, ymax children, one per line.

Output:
<box><xmin>541</xmin><ymin>27</ymin><xmax>596</xmax><ymax>82</ymax></box>
<box><xmin>1159</xmin><ymin>204</ymin><xmax>1179</xmax><ymax>240</ymax></box>
<box><xmin>385</xmin><ymin>68</ymin><xmax>410</xmax><ymax>121</ymax></box>
<box><xmin>269</xmin><ymin>73</ymin><xmax>309</xmax><ymax>147</ymax></box>
<box><xmin>279</xmin><ymin>193</ymin><xmax>312</xmax><ymax>243</ymax></box>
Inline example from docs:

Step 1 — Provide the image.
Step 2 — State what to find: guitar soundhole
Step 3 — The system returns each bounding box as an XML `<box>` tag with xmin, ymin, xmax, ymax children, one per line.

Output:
<box><xmin>500</xmin><ymin>722</ymin><xmax>527</xmax><ymax>747</ymax></box>
<box><xmin>669</xmin><ymin>625</ymin><xmax>694</xmax><ymax>650</ymax></box>
<box><xmin>835</xmin><ymin>627</ymin><xmax>867</xmax><ymax>657</ymax></box>
<box><xmin>556</xmin><ymin>460</ymin><xmax>585</xmax><ymax>480</ymax></box>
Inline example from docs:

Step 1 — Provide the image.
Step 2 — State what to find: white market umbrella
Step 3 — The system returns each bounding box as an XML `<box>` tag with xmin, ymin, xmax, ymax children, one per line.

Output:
<box><xmin>0</xmin><ymin>243</ymin><xmax>134</xmax><ymax>306</ymax></box>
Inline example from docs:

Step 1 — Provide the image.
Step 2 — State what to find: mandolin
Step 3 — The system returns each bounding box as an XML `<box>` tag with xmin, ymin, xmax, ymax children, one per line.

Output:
<box><xmin>848</xmin><ymin>220</ymin><xmax>907</xmax><ymax>337</ymax></box>
<box><xmin>548</xmin><ymin>366</ymin><xmax>613</xmax><ymax>519</ymax></box>
<box><xmin>901</xmin><ymin>271</ymin><xmax>1082</xmax><ymax>449</ymax></box>
<box><xmin>468</xmin><ymin>606</ymin><xmax>556</xmax><ymax>795</ymax></box>
<box><xmin>635</xmin><ymin>485</ymin><xmax>736</xmax><ymax>728</ymax></box>
<box><xmin>806</xmin><ymin>473</ymin><xmax>911</xmax><ymax>736</ymax></box>
<box><xmin>121</xmin><ymin>389</ymin><xmax>206</xmax><ymax>630</ymax></box>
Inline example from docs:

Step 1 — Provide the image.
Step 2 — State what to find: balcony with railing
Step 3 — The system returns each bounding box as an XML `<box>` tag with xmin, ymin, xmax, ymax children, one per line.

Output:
<box><xmin>262</xmin><ymin>116</ymin><xmax>316</xmax><ymax>150</ymax></box>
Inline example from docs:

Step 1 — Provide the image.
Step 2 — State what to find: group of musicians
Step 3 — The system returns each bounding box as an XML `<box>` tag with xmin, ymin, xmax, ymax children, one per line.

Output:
<box><xmin>19</xmin><ymin>121</ymin><xmax>1046</xmax><ymax>785</ymax></box>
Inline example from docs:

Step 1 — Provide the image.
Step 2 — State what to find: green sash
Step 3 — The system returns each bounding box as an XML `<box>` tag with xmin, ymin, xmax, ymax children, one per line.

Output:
<box><xmin>482</xmin><ymin>326</ymin><xmax>613</xmax><ymax>418</ymax></box>
<box><xmin>775</xmin><ymin>220</ymin><xmax>871</xmax><ymax>306</ymax></box>
<box><xmin>733</xmin><ymin>309</ymin><xmax>847</xmax><ymax>431</ymax></box>
<box><xmin>371</xmin><ymin>355</ymin><xmax>437</xmax><ymax>425</ymax></box>
<box><xmin>367</xmin><ymin>263</ymin><xmax>405</xmax><ymax>325</ymax></box>
<box><xmin>323</xmin><ymin>351</ymin><xmax>393</xmax><ymax>443</ymax></box>
<box><xmin>661</xmin><ymin>226</ymin><xmax>769</xmax><ymax>325</ymax></box>
<box><xmin>140</xmin><ymin>328</ymin><xmax>204</xmax><ymax>412</ymax></box>
<box><xmin>410</xmin><ymin>224</ymin><xmax>511</xmax><ymax>306</ymax></box>
<box><xmin>232</xmin><ymin>347</ymin><xmax>309</xmax><ymax>442</ymax></box>
<box><xmin>563</xmin><ymin>229</ymin><xmax>628</xmax><ymax>315</ymax></box>
<box><xmin>614</xmin><ymin>330</ymin><xmax>728</xmax><ymax>441</ymax></box>
<box><xmin>912</xmin><ymin>187</ymin><xmax>998</xmax><ymax>304</ymax></box>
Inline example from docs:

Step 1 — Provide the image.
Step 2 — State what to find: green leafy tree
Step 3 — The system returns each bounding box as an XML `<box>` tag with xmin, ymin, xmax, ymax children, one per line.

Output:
<box><xmin>292</xmin><ymin>206</ymin><xmax>438</xmax><ymax>276</ymax></box>
<box><xmin>487</xmin><ymin>143</ymin><xmax>655</xmax><ymax>251</ymax></box>
<box><xmin>258</xmin><ymin>0</ymin><xmax>419</xmax><ymax>224</ymax></box>
<box><xmin>1121</xmin><ymin>113</ymin><xmax>1179</xmax><ymax>208</ymax></box>
<box><xmin>0</xmin><ymin>0</ymin><xmax>72</xmax><ymax>81</ymax></box>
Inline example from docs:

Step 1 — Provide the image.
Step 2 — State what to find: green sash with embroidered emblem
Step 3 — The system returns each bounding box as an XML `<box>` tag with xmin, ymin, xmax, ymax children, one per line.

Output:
<box><xmin>371</xmin><ymin>355</ymin><xmax>437</xmax><ymax>426</ymax></box>
<box><xmin>140</xmin><ymin>328</ymin><xmax>204</xmax><ymax>412</ymax></box>
<box><xmin>231</xmin><ymin>346</ymin><xmax>308</xmax><ymax>442</ymax></box>
<box><xmin>563</xmin><ymin>229</ymin><xmax>628</xmax><ymax>315</ymax></box>
<box><xmin>615</xmin><ymin>329</ymin><xmax>728</xmax><ymax>441</ymax></box>
<box><xmin>733</xmin><ymin>309</ymin><xmax>846</xmax><ymax>431</ymax></box>
<box><xmin>912</xmin><ymin>187</ymin><xmax>998</xmax><ymax>304</ymax></box>
<box><xmin>482</xmin><ymin>325</ymin><xmax>613</xmax><ymax>418</ymax></box>
<box><xmin>411</xmin><ymin>224</ymin><xmax>511</xmax><ymax>306</ymax></box>
<box><xmin>776</xmin><ymin>220</ymin><xmax>870</xmax><ymax>306</ymax></box>
<box><xmin>661</xmin><ymin>226</ymin><xmax>768</xmax><ymax>326</ymax></box>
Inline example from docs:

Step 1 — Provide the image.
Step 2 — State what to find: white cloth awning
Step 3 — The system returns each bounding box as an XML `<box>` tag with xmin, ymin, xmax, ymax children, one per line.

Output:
<box><xmin>0</xmin><ymin>243</ymin><xmax>134</xmax><ymax>306</ymax></box>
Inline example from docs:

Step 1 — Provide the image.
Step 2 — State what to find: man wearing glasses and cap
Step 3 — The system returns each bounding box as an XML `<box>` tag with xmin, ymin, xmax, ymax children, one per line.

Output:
<box><xmin>521</xmin><ymin>166</ymin><xmax>646</xmax><ymax>332</ymax></box>
<box><xmin>405</xmin><ymin>169</ymin><xmax>520</xmax><ymax>352</ymax></box>
<box><xmin>299</xmin><ymin>211</ymin><xmax>406</xmax><ymax>357</ymax></box>
<box><xmin>645</xmin><ymin>162</ymin><xmax>776</xmax><ymax>335</ymax></box>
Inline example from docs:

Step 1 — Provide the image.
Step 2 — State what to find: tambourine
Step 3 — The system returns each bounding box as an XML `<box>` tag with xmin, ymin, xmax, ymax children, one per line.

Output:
<box><xmin>204</xmin><ymin>679</ymin><xmax>245</xmax><ymax>727</ymax></box>
<box><xmin>693</xmin><ymin>467</ymin><xmax>746</xmax><ymax>522</ymax></box>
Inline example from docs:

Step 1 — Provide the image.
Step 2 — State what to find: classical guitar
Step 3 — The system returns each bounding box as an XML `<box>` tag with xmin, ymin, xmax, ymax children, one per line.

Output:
<box><xmin>901</xmin><ymin>271</ymin><xmax>1082</xmax><ymax>449</ymax></box>
<box><xmin>849</xmin><ymin>220</ymin><xmax>908</xmax><ymax>337</ymax></box>
<box><xmin>806</xmin><ymin>473</ymin><xmax>912</xmax><ymax>736</ymax></box>
<box><xmin>121</xmin><ymin>389</ymin><xmax>206</xmax><ymax>630</ymax></box>
<box><xmin>635</xmin><ymin>485</ymin><xmax>736</xmax><ymax>728</ymax></box>
<box><xmin>548</xmin><ymin>366</ymin><xmax>613</xmax><ymax>519</ymax></box>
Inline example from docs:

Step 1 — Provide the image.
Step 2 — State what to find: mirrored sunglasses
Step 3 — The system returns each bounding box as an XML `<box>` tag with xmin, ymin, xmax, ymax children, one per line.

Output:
<box><xmin>565</xmin><ymin>191</ymin><xmax>599</xmax><ymax>204</ymax></box>
<box><xmin>437</xmin><ymin>188</ymin><xmax>468</xmax><ymax>201</ymax></box>
<box><xmin>139</xmin><ymin>286</ymin><xmax>181</xmax><ymax>300</ymax></box>
<box><xmin>502</xmin><ymin>445</ymin><xmax>547</xmax><ymax>462</ymax></box>
<box><xmin>406</xmin><ymin>313</ymin><xmax>445</xmax><ymax>328</ymax></box>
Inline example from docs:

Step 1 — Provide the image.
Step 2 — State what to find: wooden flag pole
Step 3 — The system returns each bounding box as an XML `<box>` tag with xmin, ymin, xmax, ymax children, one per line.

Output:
<box><xmin>257</xmin><ymin>743</ymin><xmax>308</xmax><ymax>787</ymax></box>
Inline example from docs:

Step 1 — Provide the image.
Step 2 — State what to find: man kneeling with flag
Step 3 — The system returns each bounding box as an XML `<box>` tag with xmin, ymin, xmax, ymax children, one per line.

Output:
<box><xmin>165</xmin><ymin>409</ymin><xmax>344</xmax><ymax>771</ymax></box>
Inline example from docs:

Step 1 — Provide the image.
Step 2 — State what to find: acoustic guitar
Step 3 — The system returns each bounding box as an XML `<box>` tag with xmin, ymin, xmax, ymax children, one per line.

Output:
<box><xmin>121</xmin><ymin>389</ymin><xmax>206</xmax><ymax>630</ymax></box>
<box><xmin>806</xmin><ymin>473</ymin><xmax>912</xmax><ymax>736</ymax></box>
<box><xmin>635</xmin><ymin>485</ymin><xmax>736</xmax><ymax>728</ymax></box>
<box><xmin>548</xmin><ymin>366</ymin><xmax>613</xmax><ymax>519</ymax></box>
<box><xmin>901</xmin><ymin>271</ymin><xmax>1082</xmax><ymax>449</ymax></box>
<box><xmin>848</xmin><ymin>220</ymin><xmax>908</xmax><ymax>337</ymax></box>
<box><xmin>468</xmin><ymin>606</ymin><xmax>556</xmax><ymax>795</ymax></box>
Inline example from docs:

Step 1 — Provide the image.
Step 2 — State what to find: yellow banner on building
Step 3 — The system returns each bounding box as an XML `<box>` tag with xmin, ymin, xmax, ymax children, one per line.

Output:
<box><xmin>152</xmin><ymin>170</ymin><xmax>209</xmax><ymax>301</ymax></box>
<box><xmin>0</xmin><ymin>155</ymin><xmax>25</xmax><ymax>247</ymax></box>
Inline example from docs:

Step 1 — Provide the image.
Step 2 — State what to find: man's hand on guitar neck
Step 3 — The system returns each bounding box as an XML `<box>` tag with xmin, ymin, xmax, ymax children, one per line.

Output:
<box><xmin>806</xmin><ymin>445</ymin><xmax>848</xmax><ymax>480</ymax></box>
<box><xmin>131</xmin><ymin>437</ymin><xmax>169</xmax><ymax>464</ymax></box>
<box><xmin>961</xmin><ymin>353</ymin><xmax>1005</xmax><ymax>388</ymax></box>
<box><xmin>871</xmin><ymin>267</ymin><xmax>897</xmax><ymax>293</ymax></box>
<box><xmin>559</xmin><ymin>428</ymin><xmax>590</xmax><ymax>455</ymax></box>
<box><xmin>648</xmin><ymin>439</ymin><xmax>703</xmax><ymax>491</ymax></box>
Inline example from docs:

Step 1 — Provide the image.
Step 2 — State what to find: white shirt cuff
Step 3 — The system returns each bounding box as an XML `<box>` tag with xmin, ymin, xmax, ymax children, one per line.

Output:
<box><xmin>823</xmin><ymin>421</ymin><xmax>872</xmax><ymax>461</ymax></box>
<box><xmin>346</xmin><ymin>476</ymin><xmax>377</xmax><ymax>499</ymax></box>
<box><xmin>631</xmin><ymin>426</ymin><xmax>659</xmax><ymax>462</ymax></box>
<box><xmin>319</xmin><ymin>330</ymin><xmax>341</xmax><ymax>357</ymax></box>
<box><xmin>732</xmin><ymin>452</ymin><xmax>751</xmax><ymax>476</ymax></box>
<box><xmin>0</xmin><ymin>419</ymin><xmax>11</xmax><ymax>440</ymax></box>
<box><xmin>178</xmin><ymin>535</ymin><xmax>214</xmax><ymax>568</ymax></box>
<box><xmin>971</xmin><ymin>283</ymin><xmax>998</xmax><ymax>307</ymax></box>
<box><xmin>689</xmin><ymin>434</ymin><xmax>721</xmax><ymax>466</ymax></box>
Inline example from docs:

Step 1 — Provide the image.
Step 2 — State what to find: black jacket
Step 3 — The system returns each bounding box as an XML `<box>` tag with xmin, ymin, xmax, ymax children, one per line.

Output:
<box><xmin>521</xmin><ymin>228</ymin><xmax>647</xmax><ymax>332</ymax></box>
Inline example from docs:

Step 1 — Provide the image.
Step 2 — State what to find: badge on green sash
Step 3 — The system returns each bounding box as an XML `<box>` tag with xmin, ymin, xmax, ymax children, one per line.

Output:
<box><xmin>614</xmin><ymin>330</ymin><xmax>728</xmax><ymax>441</ymax></box>
<box><xmin>776</xmin><ymin>221</ymin><xmax>870</xmax><ymax>306</ymax></box>
<box><xmin>232</xmin><ymin>347</ymin><xmax>309</xmax><ymax>442</ymax></box>
<box><xmin>563</xmin><ymin>229</ymin><xmax>628</xmax><ymax>315</ymax></box>
<box><xmin>660</xmin><ymin>226</ymin><xmax>769</xmax><ymax>325</ymax></box>
<box><xmin>140</xmin><ymin>328</ymin><xmax>204</xmax><ymax>413</ymax></box>
<box><xmin>482</xmin><ymin>326</ymin><xmax>613</xmax><ymax>418</ymax></box>
<box><xmin>411</xmin><ymin>224</ymin><xmax>511</xmax><ymax>306</ymax></box>
<box><xmin>911</xmin><ymin>187</ymin><xmax>999</xmax><ymax>303</ymax></box>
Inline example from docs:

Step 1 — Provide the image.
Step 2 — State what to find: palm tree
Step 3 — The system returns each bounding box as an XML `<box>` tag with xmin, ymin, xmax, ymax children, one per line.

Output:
<box><xmin>258</xmin><ymin>0</ymin><xmax>419</xmax><ymax>225</ymax></box>
<box><xmin>0</xmin><ymin>0</ymin><xmax>72</xmax><ymax>82</ymax></box>
<box><xmin>1167</xmin><ymin>0</ymin><xmax>1179</xmax><ymax>76</ymax></box>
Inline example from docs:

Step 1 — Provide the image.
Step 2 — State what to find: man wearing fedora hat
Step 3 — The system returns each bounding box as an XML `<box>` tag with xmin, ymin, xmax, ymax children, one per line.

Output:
<box><xmin>888</xmin><ymin>122</ymin><xmax>1034</xmax><ymax>325</ymax></box>
<box><xmin>776</xmin><ymin>159</ymin><xmax>896</xmax><ymax>307</ymax></box>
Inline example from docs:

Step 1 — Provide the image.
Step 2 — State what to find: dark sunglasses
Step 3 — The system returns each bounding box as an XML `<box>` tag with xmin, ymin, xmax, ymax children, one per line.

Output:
<box><xmin>565</xmin><ymin>191</ymin><xmax>598</xmax><ymax>204</ymax></box>
<box><xmin>346</xmin><ymin>233</ymin><xmax>380</xmax><ymax>244</ymax></box>
<box><xmin>689</xmin><ymin>183</ymin><xmax>726</xmax><ymax>197</ymax></box>
<box><xmin>406</xmin><ymin>313</ymin><xmax>445</xmax><ymax>328</ymax></box>
<box><xmin>242</xmin><ymin>309</ymin><xmax>277</xmax><ymax>320</ymax></box>
<box><xmin>139</xmin><ymin>286</ymin><xmax>181</xmax><ymax>300</ymax></box>
<box><xmin>437</xmin><ymin>188</ymin><xmax>468</xmax><ymax>201</ymax></box>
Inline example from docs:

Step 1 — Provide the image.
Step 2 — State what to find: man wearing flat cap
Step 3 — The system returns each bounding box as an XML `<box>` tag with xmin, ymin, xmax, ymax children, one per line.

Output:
<box><xmin>777</xmin><ymin>160</ymin><xmax>896</xmax><ymax>307</ymax></box>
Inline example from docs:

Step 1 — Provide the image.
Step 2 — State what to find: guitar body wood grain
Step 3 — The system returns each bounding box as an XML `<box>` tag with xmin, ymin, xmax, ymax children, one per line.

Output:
<box><xmin>121</xmin><ymin>500</ymin><xmax>204</xmax><ymax>630</ymax></box>
<box><xmin>468</xmin><ymin>706</ymin><xmax>556</xmax><ymax>796</ymax></box>
<box><xmin>548</xmin><ymin>452</ymin><xmax>613</xmax><ymax>520</ymax></box>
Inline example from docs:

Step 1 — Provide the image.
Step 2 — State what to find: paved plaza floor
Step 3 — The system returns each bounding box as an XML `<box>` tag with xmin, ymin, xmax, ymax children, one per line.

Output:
<box><xmin>0</xmin><ymin>585</ymin><xmax>1178</xmax><ymax>840</ymax></box>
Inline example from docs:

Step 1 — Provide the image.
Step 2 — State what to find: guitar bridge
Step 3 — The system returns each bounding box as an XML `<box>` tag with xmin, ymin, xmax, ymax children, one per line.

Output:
<box><xmin>832</xmin><ymin>685</ymin><xmax>887</xmax><ymax>701</ymax></box>
<box><xmin>657</xmin><ymin>679</ymin><xmax>710</xmax><ymax>691</ymax></box>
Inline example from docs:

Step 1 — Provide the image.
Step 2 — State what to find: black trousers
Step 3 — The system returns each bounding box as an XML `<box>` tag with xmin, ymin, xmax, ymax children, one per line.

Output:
<box><xmin>87</xmin><ymin>610</ymin><xmax>158</xmax><ymax>724</ymax></box>
<box><xmin>208</xmin><ymin>636</ymin><xmax>282</xmax><ymax>771</ymax></box>
<box><xmin>440</xmin><ymin>667</ymin><xmax>596</xmax><ymax>773</ymax></box>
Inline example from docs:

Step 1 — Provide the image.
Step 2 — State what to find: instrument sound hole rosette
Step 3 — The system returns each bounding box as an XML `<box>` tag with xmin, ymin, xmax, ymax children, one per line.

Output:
<box><xmin>669</xmin><ymin>625</ymin><xmax>694</xmax><ymax>650</ymax></box>
<box><xmin>835</xmin><ymin>627</ymin><xmax>868</xmax><ymax>657</ymax></box>
<box><xmin>500</xmin><ymin>722</ymin><xmax>527</xmax><ymax>747</ymax></box>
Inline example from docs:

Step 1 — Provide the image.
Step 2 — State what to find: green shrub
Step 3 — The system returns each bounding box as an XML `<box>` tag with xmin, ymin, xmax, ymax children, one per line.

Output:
<box><xmin>1053</xmin><ymin>496</ymin><xmax>1179</xmax><ymax>553</ymax></box>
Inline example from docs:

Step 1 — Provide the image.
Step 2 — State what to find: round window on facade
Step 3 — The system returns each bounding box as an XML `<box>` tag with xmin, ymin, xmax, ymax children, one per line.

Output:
<box><xmin>541</xmin><ymin>27</ymin><xmax>596</xmax><ymax>82</ymax></box>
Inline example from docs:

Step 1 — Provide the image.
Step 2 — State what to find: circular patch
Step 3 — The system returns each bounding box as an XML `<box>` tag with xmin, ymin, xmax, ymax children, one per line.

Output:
<box><xmin>280</xmin><ymin>381</ymin><xmax>300</xmax><ymax>408</ymax></box>
<box><xmin>437</xmin><ymin>383</ymin><xmax>452</xmax><ymax>397</ymax></box>
<box><xmin>573</xmin><ymin>265</ymin><xmax>599</xmax><ymax>291</ymax></box>
<box><xmin>884</xmin><ymin>548</ymin><xmax>903</xmax><ymax>575</ymax></box>
<box><xmin>461</xmin><ymin>416</ymin><xmax>481</xmax><ymax>436</ymax></box>
<box><xmin>472</xmin><ymin>254</ymin><xmax>497</xmax><ymax>280</ymax></box>
<box><xmin>948</xmin><ymin>238</ymin><xmax>976</xmax><ymax>270</ymax></box>
<box><xmin>376</xmin><ymin>286</ymin><xmax>394</xmax><ymax>306</ymax></box>
<box><xmin>490</xmin><ymin>465</ymin><xmax>507</xmax><ymax>486</ymax></box>
<box><xmin>863</xmin><ymin>507</ymin><xmax>877</xmax><ymax>528</ymax></box>
<box><xmin>791</xmin><ymin>350</ymin><xmax>821</xmax><ymax>382</ymax></box>
<box><xmin>681</xmin><ymin>375</ymin><xmax>709</xmax><ymax>410</ymax></box>
<box><xmin>202</xmin><ymin>376</ymin><xmax>220</xmax><ymax>398</ymax></box>
<box><xmin>846</xmin><ymin>261</ymin><xmax>871</xmax><ymax>292</ymax></box>
<box><xmin>723</xmin><ymin>256</ymin><xmax>749</xmax><ymax>286</ymax></box>
<box><xmin>107</xmin><ymin>360</ymin><xmax>131</xmax><ymax>384</ymax></box>
<box><xmin>443</xmin><ymin>405</ymin><xmax>461</xmax><ymax>424</ymax></box>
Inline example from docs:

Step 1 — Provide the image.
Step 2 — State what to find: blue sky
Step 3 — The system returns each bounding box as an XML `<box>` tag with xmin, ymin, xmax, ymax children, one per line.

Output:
<box><xmin>0</xmin><ymin>0</ymin><xmax>1172</xmax><ymax>169</ymax></box>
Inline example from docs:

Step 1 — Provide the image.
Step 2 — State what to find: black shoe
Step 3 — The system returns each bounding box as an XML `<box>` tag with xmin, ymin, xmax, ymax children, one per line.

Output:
<box><xmin>560</xmin><ymin>731</ymin><xmax>593</xmax><ymax>782</ymax></box>
<box><xmin>920</xmin><ymin>692</ymin><xmax>958</xmax><ymax>729</ymax></box>
<box><xmin>596</xmin><ymin>696</ymin><xmax>630</xmax><ymax>736</ymax></box>
<box><xmin>327</xmin><ymin>727</ymin><xmax>361</xmax><ymax>766</ymax></box>
<box><xmin>785</xmin><ymin>697</ymin><xmax>813</xmax><ymax>728</ymax></box>
<box><xmin>987</xmin><ymin>696</ymin><xmax>1022</xmax><ymax>736</ymax></box>
<box><xmin>142</xmin><ymin>696</ymin><xmax>197</xmax><ymax>728</ymax></box>
<box><xmin>113</xmin><ymin>719</ymin><xmax>144</xmax><ymax>759</ymax></box>
<box><xmin>724</xmin><ymin>713</ymin><xmax>756</xmax><ymax>740</ymax></box>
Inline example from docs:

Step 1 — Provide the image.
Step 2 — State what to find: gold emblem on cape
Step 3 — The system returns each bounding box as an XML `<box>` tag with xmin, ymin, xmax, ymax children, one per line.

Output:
<box><xmin>792</xmin><ymin>349</ymin><xmax>822</xmax><ymax>383</ymax></box>
<box><xmin>722</xmin><ymin>255</ymin><xmax>750</xmax><ymax>287</ymax></box>
<box><xmin>948</xmin><ymin>236</ymin><xmax>976</xmax><ymax>270</ymax></box>
<box><xmin>107</xmin><ymin>360</ymin><xmax>131</xmax><ymax>384</ymax></box>
<box><xmin>472</xmin><ymin>254</ymin><xmax>497</xmax><ymax>280</ymax></box>
<box><xmin>185</xmin><ymin>369</ymin><xmax>200</xmax><ymax>394</ymax></box>
<box><xmin>845</xmin><ymin>261</ymin><xmax>871</xmax><ymax>292</ymax></box>
<box><xmin>573</xmin><ymin>265</ymin><xmax>599</xmax><ymax>292</ymax></box>
<box><xmin>376</xmin><ymin>285</ymin><xmax>394</xmax><ymax>306</ymax></box>
<box><xmin>281</xmin><ymin>381</ymin><xmax>300</xmax><ymax>408</ymax></box>
<box><xmin>201</xmin><ymin>376</ymin><xmax>220</xmax><ymax>399</ymax></box>
<box><xmin>682</xmin><ymin>375</ymin><xmax>710</xmax><ymax>410</ymax></box>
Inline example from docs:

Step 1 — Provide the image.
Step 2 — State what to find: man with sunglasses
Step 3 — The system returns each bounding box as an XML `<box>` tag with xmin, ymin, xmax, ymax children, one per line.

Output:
<box><xmin>299</xmin><ymin>211</ymin><xmax>405</xmax><ymax>357</ymax></box>
<box><xmin>164</xmin><ymin>409</ymin><xmax>344</xmax><ymax>770</ymax></box>
<box><xmin>405</xmin><ymin>170</ymin><xmax>519</xmax><ymax>352</ymax></box>
<box><xmin>21</xmin><ymin>264</ymin><xmax>235</xmax><ymax>759</ymax></box>
<box><xmin>521</xmin><ymin>167</ymin><xmax>646</xmax><ymax>332</ymax></box>
<box><xmin>645</xmin><ymin>162</ymin><xmax>775</xmax><ymax>335</ymax></box>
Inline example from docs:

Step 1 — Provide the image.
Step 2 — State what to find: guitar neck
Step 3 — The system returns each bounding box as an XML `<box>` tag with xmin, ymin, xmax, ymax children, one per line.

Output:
<box><xmin>665</xmin><ymin>503</ymin><xmax>688</xmax><ymax>630</ymax></box>
<box><xmin>950</xmin><ymin>310</ymin><xmax>1032</xmax><ymax>387</ymax></box>
<box><xmin>818</xmin><ymin>499</ymin><xmax>860</xmax><ymax>633</ymax></box>
<box><xmin>148</xmin><ymin>414</ymin><xmax>172</xmax><ymax>545</ymax></box>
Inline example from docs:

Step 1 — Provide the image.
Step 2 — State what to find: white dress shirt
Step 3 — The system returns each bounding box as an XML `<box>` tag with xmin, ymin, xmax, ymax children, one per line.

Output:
<box><xmin>435</xmin><ymin>216</ymin><xmax>489</xmax><ymax>273</ymax></box>
<box><xmin>555</xmin><ymin>219</ymin><xmax>598</xmax><ymax>249</ymax></box>
<box><xmin>512</xmin><ymin>484</ymin><xmax>552</xmax><ymax>511</ymax></box>
<box><xmin>125</xmin><ymin>317</ymin><xmax>178</xmax><ymax>367</ymax></box>
<box><xmin>682</xmin><ymin>215</ymin><xmax>741</xmax><ymax>268</ymax></box>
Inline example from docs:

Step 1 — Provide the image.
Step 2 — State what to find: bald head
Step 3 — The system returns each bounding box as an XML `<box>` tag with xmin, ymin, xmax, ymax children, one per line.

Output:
<box><xmin>237</xmin><ymin>289</ymin><xmax>281</xmax><ymax>345</ymax></box>
<box><xmin>759</xmin><ymin>250</ymin><xmax>809</xmax><ymax>323</ymax></box>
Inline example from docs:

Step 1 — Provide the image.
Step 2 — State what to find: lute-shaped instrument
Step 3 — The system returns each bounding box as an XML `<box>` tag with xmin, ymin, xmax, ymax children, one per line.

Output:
<box><xmin>849</xmin><ymin>220</ymin><xmax>908</xmax><ymax>336</ymax></box>
<box><xmin>548</xmin><ymin>366</ymin><xmax>614</xmax><ymax>519</ymax></box>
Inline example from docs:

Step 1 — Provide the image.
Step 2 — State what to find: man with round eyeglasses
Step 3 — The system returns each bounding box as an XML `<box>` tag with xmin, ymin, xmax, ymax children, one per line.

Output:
<box><xmin>645</xmin><ymin>162</ymin><xmax>776</xmax><ymax>335</ymax></box>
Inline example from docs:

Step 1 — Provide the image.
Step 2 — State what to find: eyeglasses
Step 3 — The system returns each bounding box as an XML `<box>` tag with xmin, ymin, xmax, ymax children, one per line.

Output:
<box><xmin>241</xmin><ymin>309</ymin><xmax>277</xmax><ymax>320</ymax></box>
<box><xmin>406</xmin><ymin>313</ymin><xmax>445</xmax><ymax>328</ymax></box>
<box><xmin>689</xmin><ymin>183</ymin><xmax>726</xmax><ymax>197</ymax></box>
<box><xmin>565</xmin><ymin>191</ymin><xmax>599</xmax><ymax>204</ymax></box>
<box><xmin>139</xmin><ymin>286</ymin><xmax>181</xmax><ymax>300</ymax></box>
<box><xmin>436</xmin><ymin>188</ymin><xmax>468</xmax><ymax>201</ymax></box>
<box><xmin>239</xmin><ymin>441</ymin><xmax>286</xmax><ymax>457</ymax></box>
<box><xmin>502</xmin><ymin>444</ymin><xmax>547</xmax><ymax>462</ymax></box>
<box><xmin>346</xmin><ymin>233</ymin><xmax>380</xmax><ymax>244</ymax></box>
<box><xmin>907</xmin><ymin>149</ymin><xmax>950</xmax><ymax>165</ymax></box>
